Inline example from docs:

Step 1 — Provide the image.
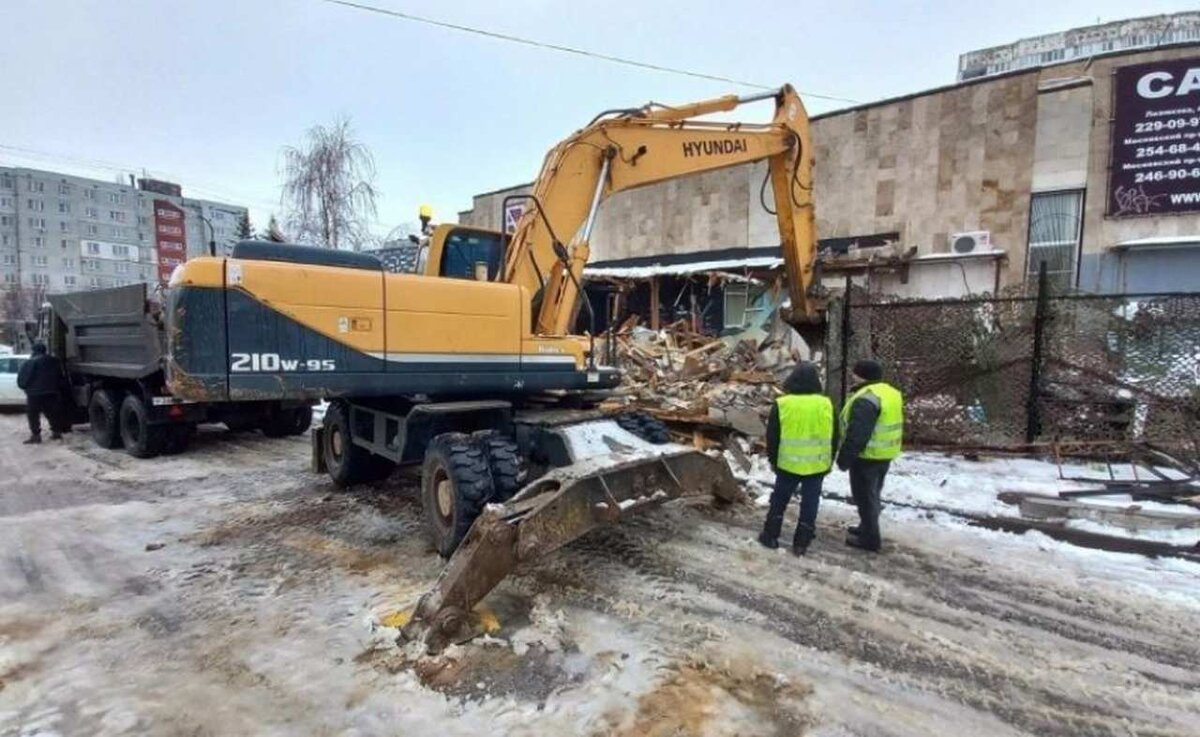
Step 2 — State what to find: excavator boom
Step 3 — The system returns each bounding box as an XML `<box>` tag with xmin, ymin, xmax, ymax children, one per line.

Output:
<box><xmin>502</xmin><ymin>84</ymin><xmax>819</xmax><ymax>337</ymax></box>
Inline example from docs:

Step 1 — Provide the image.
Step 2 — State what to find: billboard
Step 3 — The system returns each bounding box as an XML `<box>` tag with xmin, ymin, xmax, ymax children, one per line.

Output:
<box><xmin>153</xmin><ymin>199</ymin><xmax>187</xmax><ymax>283</ymax></box>
<box><xmin>1109</xmin><ymin>58</ymin><xmax>1200</xmax><ymax>217</ymax></box>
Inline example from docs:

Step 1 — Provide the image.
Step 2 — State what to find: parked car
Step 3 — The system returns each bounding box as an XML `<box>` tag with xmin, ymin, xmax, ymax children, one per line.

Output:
<box><xmin>0</xmin><ymin>354</ymin><xmax>30</xmax><ymax>407</ymax></box>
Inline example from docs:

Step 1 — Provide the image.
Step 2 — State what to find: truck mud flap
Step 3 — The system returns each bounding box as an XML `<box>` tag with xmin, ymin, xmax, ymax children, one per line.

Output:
<box><xmin>401</xmin><ymin>448</ymin><xmax>740</xmax><ymax>652</ymax></box>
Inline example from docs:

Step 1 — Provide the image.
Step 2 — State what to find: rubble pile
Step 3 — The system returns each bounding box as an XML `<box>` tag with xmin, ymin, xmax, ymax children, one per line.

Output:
<box><xmin>602</xmin><ymin>316</ymin><xmax>810</xmax><ymax>438</ymax></box>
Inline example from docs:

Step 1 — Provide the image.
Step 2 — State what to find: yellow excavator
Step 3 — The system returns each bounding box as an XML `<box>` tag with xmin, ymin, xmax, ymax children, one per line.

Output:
<box><xmin>164</xmin><ymin>84</ymin><xmax>820</xmax><ymax>650</ymax></box>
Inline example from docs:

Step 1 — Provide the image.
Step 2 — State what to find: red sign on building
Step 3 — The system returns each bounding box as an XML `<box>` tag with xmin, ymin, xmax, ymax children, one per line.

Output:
<box><xmin>153</xmin><ymin>199</ymin><xmax>188</xmax><ymax>283</ymax></box>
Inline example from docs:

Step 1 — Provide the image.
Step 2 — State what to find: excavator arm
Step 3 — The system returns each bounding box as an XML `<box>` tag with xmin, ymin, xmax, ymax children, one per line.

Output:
<box><xmin>502</xmin><ymin>84</ymin><xmax>819</xmax><ymax>337</ymax></box>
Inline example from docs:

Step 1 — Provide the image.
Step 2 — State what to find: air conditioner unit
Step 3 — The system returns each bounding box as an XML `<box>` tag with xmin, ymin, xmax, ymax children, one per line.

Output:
<box><xmin>950</xmin><ymin>231</ymin><xmax>991</xmax><ymax>254</ymax></box>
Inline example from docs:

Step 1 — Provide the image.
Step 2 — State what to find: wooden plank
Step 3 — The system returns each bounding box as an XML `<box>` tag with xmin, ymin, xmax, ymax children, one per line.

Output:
<box><xmin>649</xmin><ymin>276</ymin><xmax>660</xmax><ymax>331</ymax></box>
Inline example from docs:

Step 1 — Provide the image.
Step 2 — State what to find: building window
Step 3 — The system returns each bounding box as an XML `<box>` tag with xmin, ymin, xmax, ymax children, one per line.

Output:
<box><xmin>1</xmin><ymin>235</ymin><xmax>9</xmax><ymax>246</ymax></box>
<box><xmin>86</xmin><ymin>206</ymin><xmax>98</xmax><ymax>219</ymax></box>
<box><xmin>86</xmin><ymin>224</ymin><xmax>98</xmax><ymax>235</ymax></box>
<box><xmin>112</xmin><ymin>244</ymin><xmax>129</xmax><ymax>258</ymax></box>
<box><xmin>0</xmin><ymin>196</ymin><xmax>12</xmax><ymax>208</ymax></box>
<box><xmin>28</xmin><ymin>180</ymin><xmax>44</xmax><ymax>193</ymax></box>
<box><xmin>62</xmin><ymin>257</ymin><xmax>75</xmax><ymax>268</ymax></box>
<box><xmin>58</xmin><ymin>183</ymin><xmax>71</xmax><ymax>195</ymax></box>
<box><xmin>3</xmin><ymin>273</ymin><xmax>15</xmax><ymax>284</ymax></box>
<box><xmin>32</xmin><ymin>236</ymin><xmax>44</xmax><ymax>248</ymax></box>
<box><xmin>60</xmin><ymin>221</ymin><xmax>70</xmax><ymax>232</ymax></box>
<box><xmin>0</xmin><ymin>215</ymin><xmax>10</xmax><ymax>226</ymax></box>
<box><xmin>89</xmin><ymin>277</ymin><xmax>102</xmax><ymax>288</ymax></box>
<box><xmin>86</xmin><ymin>241</ymin><xmax>102</xmax><ymax>255</ymax></box>
<box><xmin>31</xmin><ymin>273</ymin><xmax>49</xmax><ymax>286</ymax></box>
<box><xmin>1</xmin><ymin>254</ymin><xmax>14</xmax><ymax>266</ymax></box>
<box><xmin>28</xmin><ymin>217</ymin><xmax>46</xmax><ymax>229</ymax></box>
<box><xmin>63</xmin><ymin>275</ymin><xmax>76</xmax><ymax>287</ymax></box>
<box><xmin>58</xmin><ymin>201</ymin><xmax>70</xmax><ymax>213</ymax></box>
<box><xmin>83</xmin><ymin>188</ymin><xmax>95</xmax><ymax>200</ymax></box>
<box><xmin>27</xmin><ymin>199</ymin><xmax>44</xmax><ymax>211</ymax></box>
<box><xmin>32</xmin><ymin>255</ymin><xmax>48</xmax><ymax>267</ymax></box>
<box><xmin>84</xmin><ymin>259</ymin><xmax>100</xmax><ymax>271</ymax></box>
<box><xmin>61</xmin><ymin>239</ymin><xmax>69</xmax><ymax>248</ymax></box>
<box><xmin>723</xmin><ymin>285</ymin><xmax>767</xmax><ymax>329</ymax></box>
<box><xmin>0</xmin><ymin>175</ymin><xmax>13</xmax><ymax>190</ymax></box>
<box><xmin>115</xmin><ymin>262</ymin><xmax>130</xmax><ymax>274</ymax></box>
<box><xmin>1027</xmin><ymin>190</ymin><xmax>1084</xmax><ymax>291</ymax></box>
<box><xmin>109</xmin><ymin>210</ymin><xmax>126</xmax><ymax>222</ymax></box>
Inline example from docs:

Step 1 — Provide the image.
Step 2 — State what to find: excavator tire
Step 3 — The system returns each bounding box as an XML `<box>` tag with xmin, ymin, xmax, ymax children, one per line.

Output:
<box><xmin>321</xmin><ymin>401</ymin><xmax>391</xmax><ymax>487</ymax></box>
<box><xmin>261</xmin><ymin>404</ymin><xmax>310</xmax><ymax>438</ymax></box>
<box><xmin>421</xmin><ymin>433</ymin><xmax>494</xmax><ymax>558</ymax></box>
<box><xmin>616</xmin><ymin>412</ymin><xmax>671</xmax><ymax>444</ymax></box>
<box><xmin>289</xmin><ymin>406</ymin><xmax>314</xmax><ymax>436</ymax></box>
<box><xmin>471</xmin><ymin>430</ymin><xmax>527</xmax><ymax>503</ymax></box>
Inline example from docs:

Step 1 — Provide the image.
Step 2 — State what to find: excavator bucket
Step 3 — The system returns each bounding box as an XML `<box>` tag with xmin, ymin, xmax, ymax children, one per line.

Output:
<box><xmin>400</xmin><ymin>447</ymin><xmax>740</xmax><ymax>652</ymax></box>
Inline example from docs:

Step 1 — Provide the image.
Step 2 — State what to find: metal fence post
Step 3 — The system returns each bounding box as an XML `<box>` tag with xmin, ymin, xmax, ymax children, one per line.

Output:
<box><xmin>1025</xmin><ymin>262</ymin><xmax>1049</xmax><ymax>443</ymax></box>
<box><xmin>840</xmin><ymin>274</ymin><xmax>852</xmax><ymax>407</ymax></box>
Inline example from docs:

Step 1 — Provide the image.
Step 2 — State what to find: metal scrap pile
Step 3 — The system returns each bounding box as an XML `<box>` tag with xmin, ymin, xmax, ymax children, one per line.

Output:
<box><xmin>601</xmin><ymin>317</ymin><xmax>809</xmax><ymax>439</ymax></box>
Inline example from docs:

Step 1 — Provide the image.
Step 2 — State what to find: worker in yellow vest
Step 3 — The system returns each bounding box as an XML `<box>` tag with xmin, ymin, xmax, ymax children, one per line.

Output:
<box><xmin>836</xmin><ymin>359</ymin><xmax>904</xmax><ymax>552</ymax></box>
<box><xmin>759</xmin><ymin>362</ymin><xmax>836</xmax><ymax>555</ymax></box>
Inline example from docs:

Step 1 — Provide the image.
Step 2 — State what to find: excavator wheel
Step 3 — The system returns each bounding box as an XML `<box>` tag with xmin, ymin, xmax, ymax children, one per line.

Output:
<box><xmin>421</xmin><ymin>433</ymin><xmax>494</xmax><ymax>558</ymax></box>
<box><xmin>471</xmin><ymin>430</ymin><xmax>528</xmax><ymax>503</ymax></box>
<box><xmin>321</xmin><ymin>401</ymin><xmax>392</xmax><ymax>487</ymax></box>
<box><xmin>616</xmin><ymin>412</ymin><xmax>671</xmax><ymax>444</ymax></box>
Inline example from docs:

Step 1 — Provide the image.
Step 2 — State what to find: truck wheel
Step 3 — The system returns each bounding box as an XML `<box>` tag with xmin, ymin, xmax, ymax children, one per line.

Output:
<box><xmin>88</xmin><ymin>389</ymin><xmax>123</xmax><ymax>449</ymax></box>
<box><xmin>616</xmin><ymin>412</ymin><xmax>671</xmax><ymax>444</ymax></box>
<box><xmin>161</xmin><ymin>424</ymin><xmax>194</xmax><ymax>455</ymax></box>
<box><xmin>421</xmin><ymin>433</ymin><xmax>494</xmax><ymax>558</ymax></box>
<box><xmin>472</xmin><ymin>430</ymin><xmax>527</xmax><ymax>503</ymax></box>
<box><xmin>321</xmin><ymin>402</ymin><xmax>391</xmax><ymax>486</ymax></box>
<box><xmin>119</xmin><ymin>394</ymin><xmax>163</xmax><ymax>459</ymax></box>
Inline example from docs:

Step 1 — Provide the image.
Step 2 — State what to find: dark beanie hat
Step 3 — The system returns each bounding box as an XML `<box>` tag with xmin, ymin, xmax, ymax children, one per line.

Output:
<box><xmin>852</xmin><ymin>359</ymin><xmax>883</xmax><ymax>382</ymax></box>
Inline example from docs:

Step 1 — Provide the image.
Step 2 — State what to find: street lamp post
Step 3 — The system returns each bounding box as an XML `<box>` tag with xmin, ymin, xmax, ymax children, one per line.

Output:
<box><xmin>198</xmin><ymin>214</ymin><xmax>217</xmax><ymax>257</ymax></box>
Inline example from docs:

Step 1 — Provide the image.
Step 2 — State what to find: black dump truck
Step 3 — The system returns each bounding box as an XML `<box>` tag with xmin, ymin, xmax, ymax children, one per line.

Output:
<box><xmin>44</xmin><ymin>284</ymin><xmax>313</xmax><ymax>457</ymax></box>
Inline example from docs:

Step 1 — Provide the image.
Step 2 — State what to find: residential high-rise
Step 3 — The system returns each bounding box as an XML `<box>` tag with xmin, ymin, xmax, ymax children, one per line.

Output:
<box><xmin>0</xmin><ymin>166</ymin><xmax>248</xmax><ymax>298</ymax></box>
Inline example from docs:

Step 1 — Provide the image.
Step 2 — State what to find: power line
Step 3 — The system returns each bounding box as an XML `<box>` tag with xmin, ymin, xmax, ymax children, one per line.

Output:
<box><xmin>318</xmin><ymin>0</ymin><xmax>860</xmax><ymax>104</ymax></box>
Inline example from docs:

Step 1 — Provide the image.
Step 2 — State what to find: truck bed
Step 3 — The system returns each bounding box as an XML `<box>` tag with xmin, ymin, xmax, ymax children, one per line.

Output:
<box><xmin>48</xmin><ymin>284</ymin><xmax>164</xmax><ymax>380</ymax></box>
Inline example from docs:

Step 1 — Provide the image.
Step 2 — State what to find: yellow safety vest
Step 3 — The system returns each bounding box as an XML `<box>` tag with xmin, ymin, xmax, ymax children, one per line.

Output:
<box><xmin>776</xmin><ymin>394</ymin><xmax>834</xmax><ymax>475</ymax></box>
<box><xmin>840</xmin><ymin>383</ymin><xmax>904</xmax><ymax>461</ymax></box>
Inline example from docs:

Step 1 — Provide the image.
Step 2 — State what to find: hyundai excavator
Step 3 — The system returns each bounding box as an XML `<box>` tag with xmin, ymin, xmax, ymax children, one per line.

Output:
<box><xmin>164</xmin><ymin>84</ymin><xmax>820</xmax><ymax>651</ymax></box>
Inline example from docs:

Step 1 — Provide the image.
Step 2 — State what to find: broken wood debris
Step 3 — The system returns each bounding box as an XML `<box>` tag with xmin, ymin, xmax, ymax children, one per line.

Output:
<box><xmin>601</xmin><ymin>316</ymin><xmax>805</xmax><ymax>437</ymax></box>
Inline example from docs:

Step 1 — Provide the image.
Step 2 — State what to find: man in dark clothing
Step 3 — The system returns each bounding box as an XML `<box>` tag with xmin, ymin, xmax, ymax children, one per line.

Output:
<box><xmin>836</xmin><ymin>359</ymin><xmax>904</xmax><ymax>552</ymax></box>
<box><xmin>759</xmin><ymin>362</ymin><xmax>837</xmax><ymax>556</ymax></box>
<box><xmin>17</xmin><ymin>343</ymin><xmax>65</xmax><ymax>444</ymax></box>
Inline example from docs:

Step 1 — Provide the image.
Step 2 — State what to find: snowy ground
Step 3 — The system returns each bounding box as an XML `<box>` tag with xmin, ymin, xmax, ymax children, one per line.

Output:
<box><xmin>1</xmin><ymin>412</ymin><xmax>1198</xmax><ymax>736</ymax></box>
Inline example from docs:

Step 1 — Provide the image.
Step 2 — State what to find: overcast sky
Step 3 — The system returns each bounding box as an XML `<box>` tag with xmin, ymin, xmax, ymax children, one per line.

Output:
<box><xmin>2</xmin><ymin>0</ymin><xmax>1197</xmax><ymax>238</ymax></box>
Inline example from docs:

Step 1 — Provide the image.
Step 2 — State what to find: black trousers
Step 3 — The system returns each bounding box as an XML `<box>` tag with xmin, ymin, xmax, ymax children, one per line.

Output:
<box><xmin>848</xmin><ymin>460</ymin><xmax>891</xmax><ymax>550</ymax></box>
<box><xmin>26</xmin><ymin>394</ymin><xmax>59</xmax><ymax>437</ymax></box>
<box><xmin>762</xmin><ymin>469</ymin><xmax>825</xmax><ymax>544</ymax></box>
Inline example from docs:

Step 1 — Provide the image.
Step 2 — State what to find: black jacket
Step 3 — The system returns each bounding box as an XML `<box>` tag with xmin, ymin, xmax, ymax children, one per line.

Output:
<box><xmin>836</xmin><ymin>381</ymin><xmax>884</xmax><ymax>469</ymax></box>
<box><xmin>17</xmin><ymin>353</ymin><xmax>63</xmax><ymax>397</ymax></box>
<box><xmin>766</xmin><ymin>363</ymin><xmax>837</xmax><ymax>475</ymax></box>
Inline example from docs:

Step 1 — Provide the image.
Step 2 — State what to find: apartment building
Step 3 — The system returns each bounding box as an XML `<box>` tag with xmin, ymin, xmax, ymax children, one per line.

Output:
<box><xmin>0</xmin><ymin>167</ymin><xmax>247</xmax><ymax>295</ymax></box>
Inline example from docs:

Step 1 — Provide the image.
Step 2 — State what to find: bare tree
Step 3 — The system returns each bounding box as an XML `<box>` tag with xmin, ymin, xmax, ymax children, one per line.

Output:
<box><xmin>280</xmin><ymin>118</ymin><xmax>379</xmax><ymax>250</ymax></box>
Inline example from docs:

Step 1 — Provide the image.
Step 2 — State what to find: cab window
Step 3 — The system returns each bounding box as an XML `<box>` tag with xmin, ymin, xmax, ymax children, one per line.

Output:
<box><xmin>440</xmin><ymin>229</ymin><xmax>502</xmax><ymax>281</ymax></box>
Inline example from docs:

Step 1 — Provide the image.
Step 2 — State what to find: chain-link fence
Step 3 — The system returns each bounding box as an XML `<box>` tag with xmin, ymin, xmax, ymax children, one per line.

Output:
<box><xmin>825</xmin><ymin>272</ymin><xmax>1200</xmax><ymax>461</ymax></box>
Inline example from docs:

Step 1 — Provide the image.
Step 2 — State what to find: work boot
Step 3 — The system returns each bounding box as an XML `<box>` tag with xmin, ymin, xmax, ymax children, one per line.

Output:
<box><xmin>848</xmin><ymin>525</ymin><xmax>860</xmax><ymax>536</ymax></box>
<box><xmin>23</xmin><ymin>435</ymin><xmax>42</xmax><ymax>445</ymax></box>
<box><xmin>792</xmin><ymin>523</ymin><xmax>816</xmax><ymax>556</ymax></box>
<box><xmin>845</xmin><ymin>532</ymin><xmax>880</xmax><ymax>553</ymax></box>
<box><xmin>757</xmin><ymin>530</ymin><xmax>779</xmax><ymax>550</ymax></box>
